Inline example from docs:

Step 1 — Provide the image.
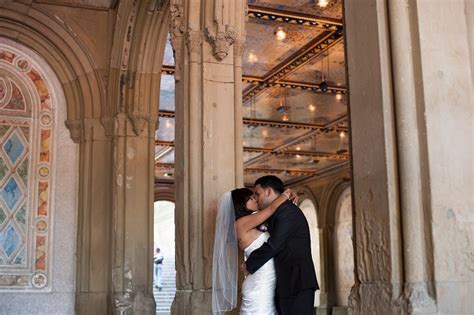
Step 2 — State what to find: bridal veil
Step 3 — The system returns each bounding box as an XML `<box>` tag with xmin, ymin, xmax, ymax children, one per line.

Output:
<box><xmin>211</xmin><ymin>191</ymin><xmax>238</xmax><ymax>314</ymax></box>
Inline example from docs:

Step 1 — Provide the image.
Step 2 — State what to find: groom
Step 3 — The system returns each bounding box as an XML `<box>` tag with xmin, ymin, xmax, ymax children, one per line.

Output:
<box><xmin>244</xmin><ymin>175</ymin><xmax>319</xmax><ymax>315</ymax></box>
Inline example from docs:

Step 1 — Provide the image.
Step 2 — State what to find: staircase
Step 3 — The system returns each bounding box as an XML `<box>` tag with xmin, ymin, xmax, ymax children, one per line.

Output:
<box><xmin>154</xmin><ymin>257</ymin><xmax>176</xmax><ymax>315</ymax></box>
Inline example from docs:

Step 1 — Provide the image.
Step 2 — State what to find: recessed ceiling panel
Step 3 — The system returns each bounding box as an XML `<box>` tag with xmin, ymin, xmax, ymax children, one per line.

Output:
<box><xmin>244</xmin><ymin>86</ymin><xmax>347</xmax><ymax>125</ymax></box>
<box><xmin>244</xmin><ymin>19</ymin><xmax>325</xmax><ymax>77</ymax></box>
<box><xmin>251</xmin><ymin>0</ymin><xmax>343</xmax><ymax>20</ymax></box>
<box><xmin>156</xmin><ymin>117</ymin><xmax>175</xmax><ymax>141</ymax></box>
<box><xmin>243</xmin><ymin>125</ymin><xmax>310</xmax><ymax>149</ymax></box>
<box><xmin>285</xmin><ymin>41</ymin><xmax>346</xmax><ymax>86</ymax></box>
<box><xmin>159</xmin><ymin>74</ymin><xmax>175</xmax><ymax>111</ymax></box>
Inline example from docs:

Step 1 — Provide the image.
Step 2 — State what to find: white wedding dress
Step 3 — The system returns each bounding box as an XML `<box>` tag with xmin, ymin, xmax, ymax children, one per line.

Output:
<box><xmin>241</xmin><ymin>232</ymin><xmax>277</xmax><ymax>315</ymax></box>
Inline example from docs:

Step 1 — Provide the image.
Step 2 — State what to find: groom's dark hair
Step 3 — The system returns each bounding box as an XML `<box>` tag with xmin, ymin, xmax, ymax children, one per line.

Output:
<box><xmin>254</xmin><ymin>175</ymin><xmax>285</xmax><ymax>194</ymax></box>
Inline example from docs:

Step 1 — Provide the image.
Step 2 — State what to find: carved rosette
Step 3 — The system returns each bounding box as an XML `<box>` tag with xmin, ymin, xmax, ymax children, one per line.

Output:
<box><xmin>205</xmin><ymin>26</ymin><xmax>238</xmax><ymax>61</ymax></box>
<box><xmin>65</xmin><ymin>119</ymin><xmax>83</xmax><ymax>143</ymax></box>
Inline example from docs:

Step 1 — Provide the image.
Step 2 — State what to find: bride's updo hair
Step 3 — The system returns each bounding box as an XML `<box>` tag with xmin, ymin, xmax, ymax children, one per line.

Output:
<box><xmin>231</xmin><ymin>188</ymin><xmax>253</xmax><ymax>220</ymax></box>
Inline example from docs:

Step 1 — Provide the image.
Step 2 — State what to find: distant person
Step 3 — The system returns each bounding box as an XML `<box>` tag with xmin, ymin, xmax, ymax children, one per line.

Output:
<box><xmin>154</xmin><ymin>248</ymin><xmax>164</xmax><ymax>290</ymax></box>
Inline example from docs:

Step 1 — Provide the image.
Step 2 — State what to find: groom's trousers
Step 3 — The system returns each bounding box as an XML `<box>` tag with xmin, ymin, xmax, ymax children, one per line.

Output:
<box><xmin>278</xmin><ymin>289</ymin><xmax>315</xmax><ymax>315</ymax></box>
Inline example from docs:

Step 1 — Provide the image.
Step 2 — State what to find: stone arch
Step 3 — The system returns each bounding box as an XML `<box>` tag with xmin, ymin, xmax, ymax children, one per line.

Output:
<box><xmin>155</xmin><ymin>185</ymin><xmax>175</xmax><ymax>203</ymax></box>
<box><xmin>0</xmin><ymin>2</ymin><xmax>106</xmax><ymax>142</ymax></box>
<box><xmin>0</xmin><ymin>38</ymin><xmax>79</xmax><ymax>312</ymax></box>
<box><xmin>320</xmin><ymin>178</ymin><xmax>351</xmax><ymax>228</ymax></box>
<box><xmin>108</xmin><ymin>0</ymin><xmax>171</xmax><ymax>133</ymax></box>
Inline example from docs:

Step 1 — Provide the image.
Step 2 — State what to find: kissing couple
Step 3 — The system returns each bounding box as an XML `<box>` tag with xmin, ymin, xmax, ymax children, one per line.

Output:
<box><xmin>212</xmin><ymin>175</ymin><xmax>319</xmax><ymax>315</ymax></box>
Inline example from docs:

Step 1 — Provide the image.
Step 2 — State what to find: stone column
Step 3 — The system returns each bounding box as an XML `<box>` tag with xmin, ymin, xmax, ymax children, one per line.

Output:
<box><xmin>171</xmin><ymin>0</ymin><xmax>245</xmax><ymax>313</ymax></box>
<box><xmin>111</xmin><ymin>113</ymin><xmax>157</xmax><ymax>314</ymax></box>
<box><xmin>387</xmin><ymin>1</ymin><xmax>436</xmax><ymax>312</ymax></box>
<box><xmin>73</xmin><ymin>119</ymin><xmax>112</xmax><ymax>314</ymax></box>
<box><xmin>316</xmin><ymin>225</ymin><xmax>335</xmax><ymax>315</ymax></box>
<box><xmin>344</xmin><ymin>0</ymin><xmax>403</xmax><ymax>313</ymax></box>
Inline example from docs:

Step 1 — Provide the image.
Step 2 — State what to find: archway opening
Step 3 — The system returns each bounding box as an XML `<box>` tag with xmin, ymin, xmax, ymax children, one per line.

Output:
<box><xmin>333</xmin><ymin>187</ymin><xmax>354</xmax><ymax>310</ymax></box>
<box><xmin>300</xmin><ymin>198</ymin><xmax>322</xmax><ymax>307</ymax></box>
<box><xmin>153</xmin><ymin>200</ymin><xmax>176</xmax><ymax>314</ymax></box>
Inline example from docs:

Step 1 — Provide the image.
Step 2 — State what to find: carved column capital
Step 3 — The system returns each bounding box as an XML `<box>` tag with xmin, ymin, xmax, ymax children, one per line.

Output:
<box><xmin>170</xmin><ymin>1</ymin><xmax>185</xmax><ymax>80</ymax></box>
<box><xmin>205</xmin><ymin>26</ymin><xmax>238</xmax><ymax>61</ymax></box>
<box><xmin>101</xmin><ymin>116</ymin><xmax>114</xmax><ymax>138</ymax></box>
<box><xmin>186</xmin><ymin>30</ymin><xmax>202</xmax><ymax>55</ymax></box>
<box><xmin>128</xmin><ymin>110</ymin><xmax>150</xmax><ymax>136</ymax></box>
<box><xmin>233</xmin><ymin>37</ymin><xmax>246</xmax><ymax>58</ymax></box>
<box><xmin>65</xmin><ymin>119</ymin><xmax>83</xmax><ymax>143</ymax></box>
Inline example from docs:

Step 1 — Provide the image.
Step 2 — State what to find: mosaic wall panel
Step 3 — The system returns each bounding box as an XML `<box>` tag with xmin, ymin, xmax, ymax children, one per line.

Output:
<box><xmin>0</xmin><ymin>47</ymin><xmax>54</xmax><ymax>291</ymax></box>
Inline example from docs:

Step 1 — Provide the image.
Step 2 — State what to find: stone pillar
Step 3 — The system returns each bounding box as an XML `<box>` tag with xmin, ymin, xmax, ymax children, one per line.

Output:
<box><xmin>73</xmin><ymin>119</ymin><xmax>112</xmax><ymax>314</ymax></box>
<box><xmin>387</xmin><ymin>1</ymin><xmax>436</xmax><ymax>312</ymax></box>
<box><xmin>316</xmin><ymin>225</ymin><xmax>335</xmax><ymax>315</ymax></box>
<box><xmin>170</xmin><ymin>0</ymin><xmax>245</xmax><ymax>313</ymax></box>
<box><xmin>344</xmin><ymin>0</ymin><xmax>403</xmax><ymax>313</ymax></box>
<box><xmin>110</xmin><ymin>113</ymin><xmax>157</xmax><ymax>314</ymax></box>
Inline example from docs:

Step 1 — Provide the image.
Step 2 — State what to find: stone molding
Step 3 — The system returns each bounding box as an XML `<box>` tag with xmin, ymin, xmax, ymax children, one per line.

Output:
<box><xmin>170</xmin><ymin>1</ymin><xmax>185</xmax><ymax>80</ymax></box>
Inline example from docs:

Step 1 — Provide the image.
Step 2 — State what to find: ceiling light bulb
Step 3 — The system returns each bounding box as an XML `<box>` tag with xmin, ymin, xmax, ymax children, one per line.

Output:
<box><xmin>308</xmin><ymin>104</ymin><xmax>316</xmax><ymax>112</ymax></box>
<box><xmin>165</xmin><ymin>120</ymin><xmax>173</xmax><ymax>128</ymax></box>
<box><xmin>282</xmin><ymin>114</ymin><xmax>289</xmax><ymax>121</ymax></box>
<box><xmin>296</xmin><ymin>146</ymin><xmax>301</xmax><ymax>151</ymax></box>
<box><xmin>339</xmin><ymin>131</ymin><xmax>346</xmax><ymax>138</ymax></box>
<box><xmin>275</xmin><ymin>27</ymin><xmax>286</xmax><ymax>41</ymax></box>
<box><xmin>296</xmin><ymin>154</ymin><xmax>302</xmax><ymax>159</ymax></box>
<box><xmin>262</xmin><ymin>129</ymin><xmax>268</xmax><ymax>137</ymax></box>
<box><xmin>318</xmin><ymin>0</ymin><xmax>330</xmax><ymax>8</ymax></box>
<box><xmin>336</xmin><ymin>93</ymin><xmax>343</xmax><ymax>101</ymax></box>
<box><xmin>248</xmin><ymin>51</ymin><xmax>258</xmax><ymax>63</ymax></box>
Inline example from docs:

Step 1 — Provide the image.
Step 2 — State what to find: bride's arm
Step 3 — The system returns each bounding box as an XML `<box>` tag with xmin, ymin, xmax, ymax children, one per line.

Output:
<box><xmin>236</xmin><ymin>189</ymin><xmax>293</xmax><ymax>233</ymax></box>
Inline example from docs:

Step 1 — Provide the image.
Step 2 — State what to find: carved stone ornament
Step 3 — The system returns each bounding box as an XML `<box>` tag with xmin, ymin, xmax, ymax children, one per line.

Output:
<box><xmin>128</xmin><ymin>110</ymin><xmax>149</xmax><ymax>136</ymax></box>
<box><xmin>65</xmin><ymin>119</ymin><xmax>83</xmax><ymax>143</ymax></box>
<box><xmin>170</xmin><ymin>2</ymin><xmax>185</xmax><ymax>80</ymax></box>
<box><xmin>148</xmin><ymin>0</ymin><xmax>167</xmax><ymax>13</ymax></box>
<box><xmin>186</xmin><ymin>31</ymin><xmax>203</xmax><ymax>55</ymax></box>
<box><xmin>101</xmin><ymin>116</ymin><xmax>114</xmax><ymax>137</ymax></box>
<box><xmin>205</xmin><ymin>26</ymin><xmax>238</xmax><ymax>61</ymax></box>
<box><xmin>233</xmin><ymin>37</ymin><xmax>246</xmax><ymax>58</ymax></box>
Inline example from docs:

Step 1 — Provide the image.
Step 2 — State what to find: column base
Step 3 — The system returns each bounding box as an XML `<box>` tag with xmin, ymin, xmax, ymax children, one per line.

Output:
<box><xmin>171</xmin><ymin>289</ymin><xmax>213</xmax><ymax>314</ymax></box>
<box><xmin>316</xmin><ymin>305</ymin><xmax>331</xmax><ymax>315</ymax></box>
<box><xmin>113</xmin><ymin>291</ymin><xmax>156</xmax><ymax>315</ymax></box>
<box><xmin>395</xmin><ymin>282</ymin><xmax>437</xmax><ymax>314</ymax></box>
<box><xmin>348</xmin><ymin>282</ymin><xmax>393</xmax><ymax>314</ymax></box>
<box><xmin>76</xmin><ymin>292</ymin><xmax>108</xmax><ymax>315</ymax></box>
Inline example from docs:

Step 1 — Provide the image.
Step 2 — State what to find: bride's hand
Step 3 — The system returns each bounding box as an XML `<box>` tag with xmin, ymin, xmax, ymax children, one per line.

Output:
<box><xmin>283</xmin><ymin>189</ymin><xmax>299</xmax><ymax>205</ymax></box>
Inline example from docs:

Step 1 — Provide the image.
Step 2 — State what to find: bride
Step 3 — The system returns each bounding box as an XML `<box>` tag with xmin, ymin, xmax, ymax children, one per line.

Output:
<box><xmin>212</xmin><ymin>187</ymin><xmax>296</xmax><ymax>314</ymax></box>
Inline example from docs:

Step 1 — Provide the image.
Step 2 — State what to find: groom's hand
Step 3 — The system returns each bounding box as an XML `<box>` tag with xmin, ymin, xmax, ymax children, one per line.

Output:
<box><xmin>240</xmin><ymin>262</ymin><xmax>249</xmax><ymax>276</ymax></box>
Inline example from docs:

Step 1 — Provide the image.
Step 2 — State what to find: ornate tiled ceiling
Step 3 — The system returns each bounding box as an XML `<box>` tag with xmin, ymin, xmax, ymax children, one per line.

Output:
<box><xmin>155</xmin><ymin>0</ymin><xmax>349</xmax><ymax>186</ymax></box>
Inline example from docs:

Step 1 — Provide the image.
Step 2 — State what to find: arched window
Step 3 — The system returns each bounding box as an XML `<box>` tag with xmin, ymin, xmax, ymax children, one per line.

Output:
<box><xmin>153</xmin><ymin>200</ymin><xmax>176</xmax><ymax>312</ymax></box>
<box><xmin>0</xmin><ymin>41</ymin><xmax>67</xmax><ymax>291</ymax></box>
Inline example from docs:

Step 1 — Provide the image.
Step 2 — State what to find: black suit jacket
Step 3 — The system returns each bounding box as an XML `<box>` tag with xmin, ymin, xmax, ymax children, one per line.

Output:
<box><xmin>245</xmin><ymin>200</ymin><xmax>319</xmax><ymax>298</ymax></box>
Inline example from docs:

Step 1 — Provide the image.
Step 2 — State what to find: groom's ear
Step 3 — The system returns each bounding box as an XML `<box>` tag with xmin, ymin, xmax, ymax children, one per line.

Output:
<box><xmin>265</xmin><ymin>187</ymin><xmax>273</xmax><ymax>197</ymax></box>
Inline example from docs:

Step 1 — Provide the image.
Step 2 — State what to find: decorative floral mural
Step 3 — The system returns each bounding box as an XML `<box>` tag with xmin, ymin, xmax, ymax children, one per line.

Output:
<box><xmin>0</xmin><ymin>46</ymin><xmax>54</xmax><ymax>291</ymax></box>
